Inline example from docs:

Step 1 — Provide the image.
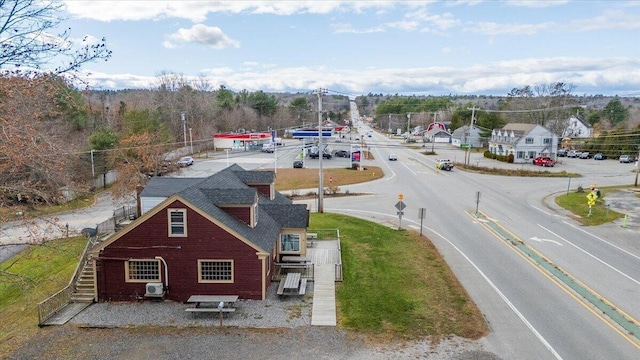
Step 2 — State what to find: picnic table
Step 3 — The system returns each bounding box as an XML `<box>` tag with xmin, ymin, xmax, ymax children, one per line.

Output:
<box><xmin>185</xmin><ymin>295</ymin><xmax>239</xmax><ymax>325</ymax></box>
<box><xmin>277</xmin><ymin>272</ymin><xmax>307</xmax><ymax>297</ymax></box>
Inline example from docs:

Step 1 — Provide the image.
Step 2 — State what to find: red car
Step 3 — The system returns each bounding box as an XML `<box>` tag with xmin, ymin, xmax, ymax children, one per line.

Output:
<box><xmin>532</xmin><ymin>156</ymin><xmax>556</xmax><ymax>167</ymax></box>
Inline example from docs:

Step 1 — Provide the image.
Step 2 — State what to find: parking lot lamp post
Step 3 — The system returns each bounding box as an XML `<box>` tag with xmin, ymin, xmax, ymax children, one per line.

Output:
<box><xmin>635</xmin><ymin>146</ymin><xmax>640</xmax><ymax>187</ymax></box>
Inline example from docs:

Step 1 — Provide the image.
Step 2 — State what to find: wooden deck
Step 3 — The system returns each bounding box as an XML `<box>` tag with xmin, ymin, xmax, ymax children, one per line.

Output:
<box><xmin>306</xmin><ymin>240</ymin><xmax>341</xmax><ymax>265</ymax></box>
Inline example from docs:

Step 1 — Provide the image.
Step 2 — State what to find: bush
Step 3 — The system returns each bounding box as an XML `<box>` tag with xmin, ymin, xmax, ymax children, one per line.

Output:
<box><xmin>507</xmin><ymin>154</ymin><xmax>514</xmax><ymax>163</ymax></box>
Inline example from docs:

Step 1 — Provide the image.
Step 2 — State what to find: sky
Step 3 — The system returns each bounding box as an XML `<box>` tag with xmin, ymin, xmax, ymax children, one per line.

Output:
<box><xmin>54</xmin><ymin>0</ymin><xmax>640</xmax><ymax>96</ymax></box>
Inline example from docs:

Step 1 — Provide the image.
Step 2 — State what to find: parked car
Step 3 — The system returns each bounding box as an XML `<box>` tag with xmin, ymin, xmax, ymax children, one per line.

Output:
<box><xmin>593</xmin><ymin>153</ymin><xmax>607</xmax><ymax>160</ymax></box>
<box><xmin>388</xmin><ymin>154</ymin><xmax>398</xmax><ymax>161</ymax></box>
<box><xmin>334</xmin><ymin>150</ymin><xmax>349</xmax><ymax>158</ymax></box>
<box><xmin>619</xmin><ymin>155</ymin><xmax>633</xmax><ymax>163</ymax></box>
<box><xmin>557</xmin><ymin>148</ymin><xmax>568</xmax><ymax>157</ymax></box>
<box><xmin>532</xmin><ymin>156</ymin><xmax>556</xmax><ymax>167</ymax></box>
<box><xmin>261</xmin><ymin>143</ymin><xmax>275</xmax><ymax>153</ymax></box>
<box><xmin>567</xmin><ymin>150</ymin><xmax>579</xmax><ymax>158</ymax></box>
<box><xmin>579</xmin><ymin>152</ymin><xmax>591</xmax><ymax>159</ymax></box>
<box><xmin>177</xmin><ymin>156</ymin><xmax>194</xmax><ymax>167</ymax></box>
<box><xmin>309</xmin><ymin>151</ymin><xmax>332</xmax><ymax>159</ymax></box>
<box><xmin>292</xmin><ymin>160</ymin><xmax>304</xmax><ymax>168</ymax></box>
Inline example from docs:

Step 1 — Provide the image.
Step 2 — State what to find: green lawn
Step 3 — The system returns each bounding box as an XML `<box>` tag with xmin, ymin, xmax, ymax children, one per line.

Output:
<box><xmin>310</xmin><ymin>213</ymin><xmax>487</xmax><ymax>340</ymax></box>
<box><xmin>555</xmin><ymin>186</ymin><xmax>627</xmax><ymax>226</ymax></box>
<box><xmin>0</xmin><ymin>236</ymin><xmax>87</xmax><ymax>354</ymax></box>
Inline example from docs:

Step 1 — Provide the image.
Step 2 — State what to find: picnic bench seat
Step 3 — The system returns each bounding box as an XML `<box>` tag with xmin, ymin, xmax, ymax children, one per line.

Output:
<box><xmin>277</xmin><ymin>278</ymin><xmax>286</xmax><ymax>296</ymax></box>
<box><xmin>298</xmin><ymin>278</ymin><xmax>307</xmax><ymax>295</ymax></box>
<box><xmin>185</xmin><ymin>307</ymin><xmax>236</xmax><ymax>313</ymax></box>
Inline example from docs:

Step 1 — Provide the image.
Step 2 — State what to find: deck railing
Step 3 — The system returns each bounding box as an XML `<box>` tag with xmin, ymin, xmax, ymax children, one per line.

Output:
<box><xmin>273</xmin><ymin>263</ymin><xmax>314</xmax><ymax>281</ymax></box>
<box><xmin>37</xmin><ymin>234</ymin><xmax>100</xmax><ymax>325</ymax></box>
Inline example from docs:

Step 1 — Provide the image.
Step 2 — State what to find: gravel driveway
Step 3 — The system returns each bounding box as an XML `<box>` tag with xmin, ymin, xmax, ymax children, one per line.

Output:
<box><xmin>8</xmin><ymin>283</ymin><xmax>499</xmax><ymax>360</ymax></box>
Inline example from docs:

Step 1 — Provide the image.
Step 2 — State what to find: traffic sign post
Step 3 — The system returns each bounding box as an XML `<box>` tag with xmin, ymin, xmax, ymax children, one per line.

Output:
<box><xmin>418</xmin><ymin>208</ymin><xmax>426</xmax><ymax>237</ymax></box>
<box><xmin>586</xmin><ymin>191</ymin><xmax>597</xmax><ymax>217</ymax></box>
<box><xmin>395</xmin><ymin>196</ymin><xmax>406</xmax><ymax>230</ymax></box>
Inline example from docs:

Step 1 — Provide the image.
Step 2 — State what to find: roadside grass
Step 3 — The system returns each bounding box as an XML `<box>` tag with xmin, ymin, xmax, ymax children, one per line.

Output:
<box><xmin>0</xmin><ymin>236</ymin><xmax>87</xmax><ymax>354</ymax></box>
<box><xmin>310</xmin><ymin>213</ymin><xmax>488</xmax><ymax>341</ymax></box>
<box><xmin>555</xmin><ymin>186</ymin><xmax>627</xmax><ymax>226</ymax></box>
<box><xmin>455</xmin><ymin>163</ymin><xmax>581</xmax><ymax>177</ymax></box>
<box><xmin>274</xmin><ymin>166</ymin><xmax>383</xmax><ymax>191</ymax></box>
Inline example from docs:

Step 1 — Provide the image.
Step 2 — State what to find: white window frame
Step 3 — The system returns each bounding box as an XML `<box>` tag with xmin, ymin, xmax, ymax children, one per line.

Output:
<box><xmin>543</xmin><ymin>137</ymin><xmax>552</xmax><ymax>144</ymax></box>
<box><xmin>168</xmin><ymin>208</ymin><xmax>187</xmax><ymax>237</ymax></box>
<box><xmin>280</xmin><ymin>233</ymin><xmax>301</xmax><ymax>254</ymax></box>
<box><xmin>125</xmin><ymin>259</ymin><xmax>160</xmax><ymax>283</ymax></box>
<box><xmin>525</xmin><ymin>137</ymin><xmax>534</xmax><ymax>144</ymax></box>
<box><xmin>198</xmin><ymin>259</ymin><xmax>233</xmax><ymax>283</ymax></box>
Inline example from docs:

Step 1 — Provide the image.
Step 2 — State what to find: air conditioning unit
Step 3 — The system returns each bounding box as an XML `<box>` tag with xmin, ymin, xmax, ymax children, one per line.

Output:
<box><xmin>145</xmin><ymin>282</ymin><xmax>164</xmax><ymax>297</ymax></box>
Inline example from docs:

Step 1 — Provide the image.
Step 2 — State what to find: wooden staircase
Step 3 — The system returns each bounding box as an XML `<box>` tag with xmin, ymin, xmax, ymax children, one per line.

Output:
<box><xmin>70</xmin><ymin>260</ymin><xmax>96</xmax><ymax>303</ymax></box>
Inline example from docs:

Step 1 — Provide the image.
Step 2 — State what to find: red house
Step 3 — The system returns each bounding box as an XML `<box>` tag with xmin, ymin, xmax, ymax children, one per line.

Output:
<box><xmin>92</xmin><ymin>165</ymin><xmax>310</xmax><ymax>301</ymax></box>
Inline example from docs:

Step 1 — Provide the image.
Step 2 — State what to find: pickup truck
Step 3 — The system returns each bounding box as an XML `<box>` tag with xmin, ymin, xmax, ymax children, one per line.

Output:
<box><xmin>532</xmin><ymin>156</ymin><xmax>556</xmax><ymax>167</ymax></box>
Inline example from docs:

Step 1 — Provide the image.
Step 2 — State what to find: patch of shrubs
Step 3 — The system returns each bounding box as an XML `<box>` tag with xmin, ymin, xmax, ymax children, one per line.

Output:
<box><xmin>483</xmin><ymin>150</ymin><xmax>514</xmax><ymax>163</ymax></box>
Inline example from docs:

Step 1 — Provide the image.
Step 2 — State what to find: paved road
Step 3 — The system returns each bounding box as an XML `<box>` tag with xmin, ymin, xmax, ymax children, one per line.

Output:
<box><xmin>306</xmin><ymin>126</ymin><xmax>640</xmax><ymax>359</ymax></box>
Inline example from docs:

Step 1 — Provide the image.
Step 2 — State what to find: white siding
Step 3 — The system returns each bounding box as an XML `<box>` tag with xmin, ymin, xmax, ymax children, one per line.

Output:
<box><xmin>141</xmin><ymin>197</ymin><xmax>167</xmax><ymax>215</ymax></box>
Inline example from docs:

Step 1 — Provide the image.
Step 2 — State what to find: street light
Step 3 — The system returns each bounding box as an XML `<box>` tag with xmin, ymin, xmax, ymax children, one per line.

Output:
<box><xmin>635</xmin><ymin>145</ymin><xmax>640</xmax><ymax>187</ymax></box>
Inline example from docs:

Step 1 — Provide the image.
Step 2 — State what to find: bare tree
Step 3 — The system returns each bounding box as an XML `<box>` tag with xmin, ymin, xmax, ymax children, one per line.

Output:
<box><xmin>503</xmin><ymin>82</ymin><xmax>577</xmax><ymax>135</ymax></box>
<box><xmin>0</xmin><ymin>0</ymin><xmax>112</xmax><ymax>75</ymax></box>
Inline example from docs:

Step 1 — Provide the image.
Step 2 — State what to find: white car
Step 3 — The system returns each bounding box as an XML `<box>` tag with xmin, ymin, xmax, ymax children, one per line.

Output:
<box><xmin>177</xmin><ymin>156</ymin><xmax>194</xmax><ymax>167</ymax></box>
<box><xmin>388</xmin><ymin>154</ymin><xmax>397</xmax><ymax>161</ymax></box>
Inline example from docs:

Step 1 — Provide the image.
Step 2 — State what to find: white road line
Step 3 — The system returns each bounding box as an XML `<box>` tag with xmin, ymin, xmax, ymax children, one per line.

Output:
<box><xmin>401</xmin><ymin>162</ymin><xmax>416</xmax><ymax>175</ymax></box>
<box><xmin>326</xmin><ymin>207</ymin><xmax>562</xmax><ymax>360</ymax></box>
<box><xmin>539</xmin><ymin>224</ymin><xmax>640</xmax><ymax>286</ymax></box>
<box><xmin>561</xmin><ymin>221</ymin><xmax>640</xmax><ymax>261</ymax></box>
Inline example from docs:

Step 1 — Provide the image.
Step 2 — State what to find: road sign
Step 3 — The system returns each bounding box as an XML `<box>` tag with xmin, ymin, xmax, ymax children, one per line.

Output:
<box><xmin>398</xmin><ymin>193</ymin><xmax>403</xmax><ymax>200</ymax></box>
<box><xmin>396</xmin><ymin>211</ymin><xmax>404</xmax><ymax>215</ymax></box>
<box><xmin>395</xmin><ymin>201</ymin><xmax>406</xmax><ymax>211</ymax></box>
<box><xmin>586</xmin><ymin>191</ymin><xmax>597</xmax><ymax>205</ymax></box>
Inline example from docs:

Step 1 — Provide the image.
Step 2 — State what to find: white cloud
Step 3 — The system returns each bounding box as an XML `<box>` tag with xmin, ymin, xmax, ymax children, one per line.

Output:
<box><xmin>469</xmin><ymin>21</ymin><xmax>553</xmax><ymax>36</ymax></box>
<box><xmin>164</xmin><ymin>24</ymin><xmax>240</xmax><ymax>49</ymax></box>
<box><xmin>63</xmin><ymin>1</ymin><xmax>397</xmax><ymax>22</ymax></box>
<box><xmin>80</xmin><ymin>57</ymin><xmax>640</xmax><ymax>96</ymax></box>
<box><xmin>331</xmin><ymin>23</ymin><xmax>385</xmax><ymax>34</ymax></box>
<box><xmin>505</xmin><ymin>0</ymin><xmax>570</xmax><ymax>8</ymax></box>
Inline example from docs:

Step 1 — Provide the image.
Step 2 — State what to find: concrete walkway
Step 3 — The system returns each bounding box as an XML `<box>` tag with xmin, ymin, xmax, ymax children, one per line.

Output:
<box><xmin>307</xmin><ymin>240</ymin><xmax>340</xmax><ymax>326</ymax></box>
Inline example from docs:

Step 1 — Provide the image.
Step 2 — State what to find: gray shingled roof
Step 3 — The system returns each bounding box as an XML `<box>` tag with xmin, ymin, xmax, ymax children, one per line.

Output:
<box><xmin>142</xmin><ymin>164</ymin><xmax>303</xmax><ymax>253</ymax></box>
<box><xmin>139</xmin><ymin>177</ymin><xmax>202</xmax><ymax>197</ymax></box>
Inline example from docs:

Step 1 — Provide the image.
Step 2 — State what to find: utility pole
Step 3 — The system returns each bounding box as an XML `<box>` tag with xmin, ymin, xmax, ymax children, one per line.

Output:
<box><xmin>407</xmin><ymin>112</ymin><xmax>412</xmax><ymax>134</ymax></box>
<box><xmin>431</xmin><ymin>112</ymin><xmax>437</xmax><ymax>153</ymax></box>
<box><xmin>181</xmin><ymin>113</ymin><xmax>187</xmax><ymax>148</ymax></box>
<box><xmin>466</xmin><ymin>107</ymin><xmax>477</xmax><ymax>165</ymax></box>
<box><xmin>189</xmin><ymin>128</ymin><xmax>193</xmax><ymax>154</ymax></box>
<box><xmin>314</xmin><ymin>88</ymin><xmax>327</xmax><ymax>213</ymax></box>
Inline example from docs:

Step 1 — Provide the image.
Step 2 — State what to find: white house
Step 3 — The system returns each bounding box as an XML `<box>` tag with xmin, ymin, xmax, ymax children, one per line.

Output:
<box><xmin>488</xmin><ymin>123</ymin><xmax>558</xmax><ymax>163</ymax></box>
<box><xmin>451</xmin><ymin>125</ymin><xmax>483</xmax><ymax>149</ymax></box>
<box><xmin>562</xmin><ymin>114</ymin><xmax>591</xmax><ymax>139</ymax></box>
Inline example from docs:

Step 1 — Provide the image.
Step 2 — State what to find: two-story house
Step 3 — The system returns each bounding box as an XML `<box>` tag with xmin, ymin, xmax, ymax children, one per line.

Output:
<box><xmin>562</xmin><ymin>114</ymin><xmax>592</xmax><ymax>139</ymax></box>
<box><xmin>488</xmin><ymin>123</ymin><xmax>558</xmax><ymax>163</ymax></box>
<box><xmin>91</xmin><ymin>164</ymin><xmax>310</xmax><ymax>302</ymax></box>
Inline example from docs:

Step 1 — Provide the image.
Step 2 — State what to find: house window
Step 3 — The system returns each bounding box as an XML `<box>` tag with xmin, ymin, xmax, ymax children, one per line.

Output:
<box><xmin>517</xmin><ymin>151</ymin><xmax>525</xmax><ymax>159</ymax></box>
<box><xmin>125</xmin><ymin>260</ymin><xmax>160</xmax><ymax>282</ymax></box>
<box><xmin>528</xmin><ymin>151</ymin><xmax>536</xmax><ymax>159</ymax></box>
<box><xmin>543</xmin><ymin>138</ymin><xmax>552</xmax><ymax>144</ymax></box>
<box><xmin>168</xmin><ymin>209</ymin><xmax>187</xmax><ymax>237</ymax></box>
<box><xmin>198</xmin><ymin>260</ymin><xmax>233</xmax><ymax>283</ymax></box>
<box><xmin>525</xmin><ymin>137</ymin><xmax>534</xmax><ymax>144</ymax></box>
<box><xmin>280</xmin><ymin>233</ymin><xmax>301</xmax><ymax>253</ymax></box>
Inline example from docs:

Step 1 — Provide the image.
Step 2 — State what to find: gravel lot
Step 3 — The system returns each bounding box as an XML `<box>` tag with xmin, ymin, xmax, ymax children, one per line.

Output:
<box><xmin>8</xmin><ymin>283</ymin><xmax>499</xmax><ymax>360</ymax></box>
